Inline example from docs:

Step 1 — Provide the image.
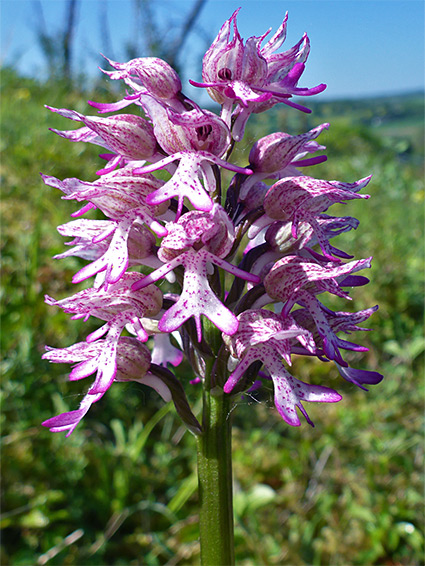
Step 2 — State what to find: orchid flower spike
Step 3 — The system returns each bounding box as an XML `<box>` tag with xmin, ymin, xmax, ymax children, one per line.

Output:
<box><xmin>41</xmin><ymin>8</ymin><xmax>381</xmax><ymax>436</ymax></box>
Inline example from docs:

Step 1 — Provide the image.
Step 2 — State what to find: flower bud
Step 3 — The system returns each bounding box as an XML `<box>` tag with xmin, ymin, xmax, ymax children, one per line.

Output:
<box><xmin>102</xmin><ymin>56</ymin><xmax>182</xmax><ymax>100</ymax></box>
<box><xmin>114</xmin><ymin>337</ymin><xmax>152</xmax><ymax>381</ymax></box>
<box><xmin>83</xmin><ymin>114</ymin><xmax>158</xmax><ymax>160</ymax></box>
<box><xmin>47</xmin><ymin>106</ymin><xmax>158</xmax><ymax>161</ymax></box>
<box><xmin>133</xmin><ymin>57</ymin><xmax>182</xmax><ymax>99</ymax></box>
<box><xmin>249</xmin><ymin>132</ymin><xmax>292</xmax><ymax>173</ymax></box>
<box><xmin>249</xmin><ymin>123</ymin><xmax>329</xmax><ymax>175</ymax></box>
<box><xmin>240</xmin><ymin>181</ymin><xmax>268</xmax><ymax>210</ymax></box>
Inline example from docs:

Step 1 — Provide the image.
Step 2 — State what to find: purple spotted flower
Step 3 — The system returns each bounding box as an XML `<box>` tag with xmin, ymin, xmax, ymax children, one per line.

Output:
<box><xmin>132</xmin><ymin>97</ymin><xmax>253</xmax><ymax>217</ymax></box>
<box><xmin>53</xmin><ymin>218</ymin><xmax>165</xmax><ymax>283</ymax></box>
<box><xmin>132</xmin><ymin>204</ymin><xmax>260</xmax><ymax>341</ymax></box>
<box><xmin>46</xmin><ymin>106</ymin><xmax>160</xmax><ymax>174</ymax></box>
<box><xmin>45</xmin><ymin>273</ymin><xmax>162</xmax><ymax>393</ymax></box>
<box><xmin>222</xmin><ymin>309</ymin><xmax>341</xmax><ymax>426</ymax></box>
<box><xmin>190</xmin><ymin>9</ymin><xmax>326</xmax><ymax>139</ymax></box>
<box><xmin>41</xmin><ymin>8</ymin><xmax>381</xmax><ymax>436</ymax></box>
<box><xmin>42</xmin><ymin>337</ymin><xmax>153</xmax><ymax>436</ymax></box>
<box><xmin>42</xmin><ymin>168</ymin><xmax>169</xmax><ymax>284</ymax></box>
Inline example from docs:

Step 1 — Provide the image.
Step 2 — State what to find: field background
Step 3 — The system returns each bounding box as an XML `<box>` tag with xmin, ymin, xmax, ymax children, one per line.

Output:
<box><xmin>1</xmin><ymin>67</ymin><xmax>424</xmax><ymax>565</ymax></box>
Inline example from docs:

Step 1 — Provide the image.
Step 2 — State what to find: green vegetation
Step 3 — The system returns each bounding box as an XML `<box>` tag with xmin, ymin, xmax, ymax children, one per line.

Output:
<box><xmin>1</xmin><ymin>67</ymin><xmax>424</xmax><ymax>565</ymax></box>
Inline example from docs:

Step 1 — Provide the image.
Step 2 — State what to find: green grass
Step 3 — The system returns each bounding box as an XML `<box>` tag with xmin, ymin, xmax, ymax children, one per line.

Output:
<box><xmin>1</xmin><ymin>67</ymin><xmax>424</xmax><ymax>565</ymax></box>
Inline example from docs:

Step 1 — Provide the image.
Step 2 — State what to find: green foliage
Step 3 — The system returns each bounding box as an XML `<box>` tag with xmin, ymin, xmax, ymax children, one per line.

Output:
<box><xmin>1</xmin><ymin>68</ymin><xmax>424</xmax><ymax>565</ymax></box>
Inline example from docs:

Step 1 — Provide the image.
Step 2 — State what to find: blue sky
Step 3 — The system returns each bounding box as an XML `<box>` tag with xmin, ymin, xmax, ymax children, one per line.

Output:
<box><xmin>1</xmin><ymin>0</ymin><xmax>424</xmax><ymax>100</ymax></box>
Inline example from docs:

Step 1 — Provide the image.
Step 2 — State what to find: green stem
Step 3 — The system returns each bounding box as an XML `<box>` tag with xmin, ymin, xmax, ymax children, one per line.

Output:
<box><xmin>197</xmin><ymin>360</ymin><xmax>234</xmax><ymax>566</ymax></box>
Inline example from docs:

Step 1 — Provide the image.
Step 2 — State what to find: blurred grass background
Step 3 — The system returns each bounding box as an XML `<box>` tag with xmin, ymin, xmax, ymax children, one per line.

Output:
<box><xmin>1</xmin><ymin>67</ymin><xmax>424</xmax><ymax>565</ymax></box>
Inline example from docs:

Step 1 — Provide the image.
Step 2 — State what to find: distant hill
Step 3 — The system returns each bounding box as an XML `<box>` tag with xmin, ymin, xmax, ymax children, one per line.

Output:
<box><xmin>247</xmin><ymin>91</ymin><xmax>425</xmax><ymax>165</ymax></box>
<box><xmin>306</xmin><ymin>91</ymin><xmax>424</xmax><ymax>128</ymax></box>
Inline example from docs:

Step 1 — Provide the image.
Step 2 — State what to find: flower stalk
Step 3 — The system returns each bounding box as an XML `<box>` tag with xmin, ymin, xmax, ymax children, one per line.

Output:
<box><xmin>197</xmin><ymin>365</ymin><xmax>235</xmax><ymax>566</ymax></box>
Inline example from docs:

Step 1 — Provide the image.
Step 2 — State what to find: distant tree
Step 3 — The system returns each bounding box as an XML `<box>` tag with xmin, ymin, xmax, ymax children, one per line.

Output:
<box><xmin>32</xmin><ymin>0</ymin><xmax>207</xmax><ymax>84</ymax></box>
<box><xmin>123</xmin><ymin>0</ymin><xmax>207</xmax><ymax>75</ymax></box>
<box><xmin>33</xmin><ymin>0</ymin><xmax>79</xmax><ymax>83</ymax></box>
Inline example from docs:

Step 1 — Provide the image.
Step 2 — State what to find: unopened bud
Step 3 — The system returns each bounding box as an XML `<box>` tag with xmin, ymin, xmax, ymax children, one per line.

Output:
<box><xmin>102</xmin><ymin>55</ymin><xmax>182</xmax><ymax>100</ymax></box>
<box><xmin>134</xmin><ymin>57</ymin><xmax>182</xmax><ymax>99</ymax></box>
<box><xmin>249</xmin><ymin>123</ymin><xmax>329</xmax><ymax>174</ymax></box>
<box><xmin>84</xmin><ymin>114</ymin><xmax>158</xmax><ymax>160</ymax></box>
